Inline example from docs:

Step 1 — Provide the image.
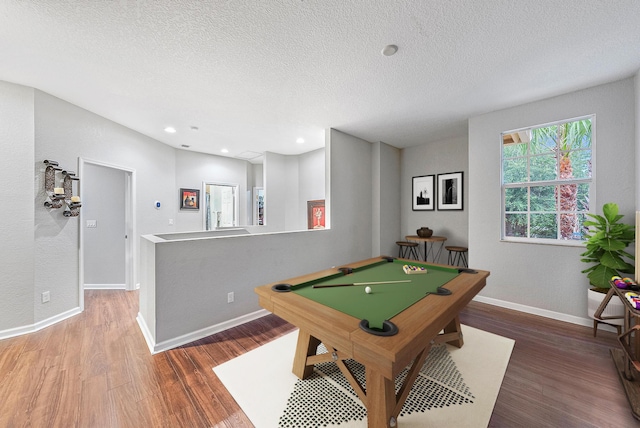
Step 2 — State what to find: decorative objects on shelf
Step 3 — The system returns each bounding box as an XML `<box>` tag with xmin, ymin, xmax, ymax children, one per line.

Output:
<box><xmin>44</xmin><ymin>160</ymin><xmax>64</xmax><ymax>209</ymax></box>
<box><xmin>43</xmin><ymin>160</ymin><xmax>81</xmax><ymax>217</ymax></box>
<box><xmin>62</xmin><ymin>170</ymin><xmax>81</xmax><ymax>217</ymax></box>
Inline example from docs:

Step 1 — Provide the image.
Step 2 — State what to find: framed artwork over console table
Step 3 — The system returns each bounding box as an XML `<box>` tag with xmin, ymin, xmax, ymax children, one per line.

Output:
<box><xmin>437</xmin><ymin>172</ymin><xmax>463</xmax><ymax>211</ymax></box>
<box><xmin>412</xmin><ymin>175</ymin><xmax>435</xmax><ymax>211</ymax></box>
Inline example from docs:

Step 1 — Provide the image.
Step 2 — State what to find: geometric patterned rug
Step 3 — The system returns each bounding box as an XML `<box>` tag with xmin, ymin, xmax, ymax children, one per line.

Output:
<box><xmin>279</xmin><ymin>343</ymin><xmax>473</xmax><ymax>427</ymax></box>
<box><xmin>214</xmin><ymin>325</ymin><xmax>514</xmax><ymax>428</ymax></box>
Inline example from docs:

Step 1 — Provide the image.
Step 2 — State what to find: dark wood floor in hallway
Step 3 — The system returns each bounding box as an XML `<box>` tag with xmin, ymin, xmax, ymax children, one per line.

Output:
<box><xmin>0</xmin><ymin>289</ymin><xmax>637</xmax><ymax>427</ymax></box>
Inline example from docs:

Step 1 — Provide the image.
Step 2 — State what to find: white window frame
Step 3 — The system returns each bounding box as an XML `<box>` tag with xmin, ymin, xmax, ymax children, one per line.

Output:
<box><xmin>500</xmin><ymin>115</ymin><xmax>596</xmax><ymax>246</ymax></box>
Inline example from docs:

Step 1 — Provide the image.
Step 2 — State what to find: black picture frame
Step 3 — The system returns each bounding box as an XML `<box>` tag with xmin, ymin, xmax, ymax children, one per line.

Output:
<box><xmin>412</xmin><ymin>175</ymin><xmax>435</xmax><ymax>211</ymax></box>
<box><xmin>180</xmin><ymin>188</ymin><xmax>200</xmax><ymax>210</ymax></box>
<box><xmin>437</xmin><ymin>172</ymin><xmax>463</xmax><ymax>210</ymax></box>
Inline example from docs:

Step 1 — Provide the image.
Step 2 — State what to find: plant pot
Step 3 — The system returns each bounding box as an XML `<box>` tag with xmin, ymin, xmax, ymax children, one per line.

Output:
<box><xmin>587</xmin><ymin>288</ymin><xmax>624</xmax><ymax>326</ymax></box>
<box><xmin>417</xmin><ymin>227</ymin><xmax>433</xmax><ymax>238</ymax></box>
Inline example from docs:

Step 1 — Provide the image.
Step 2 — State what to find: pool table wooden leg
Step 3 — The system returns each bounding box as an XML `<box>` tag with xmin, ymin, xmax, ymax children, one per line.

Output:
<box><xmin>292</xmin><ymin>329</ymin><xmax>321</xmax><ymax>379</ymax></box>
<box><xmin>366</xmin><ymin>368</ymin><xmax>397</xmax><ymax>428</ymax></box>
<box><xmin>434</xmin><ymin>315</ymin><xmax>464</xmax><ymax>348</ymax></box>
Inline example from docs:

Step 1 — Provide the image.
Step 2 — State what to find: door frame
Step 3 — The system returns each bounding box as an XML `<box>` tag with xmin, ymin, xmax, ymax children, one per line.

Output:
<box><xmin>79</xmin><ymin>158</ymin><xmax>137</xmax><ymax>310</ymax></box>
<box><xmin>202</xmin><ymin>181</ymin><xmax>239</xmax><ymax>230</ymax></box>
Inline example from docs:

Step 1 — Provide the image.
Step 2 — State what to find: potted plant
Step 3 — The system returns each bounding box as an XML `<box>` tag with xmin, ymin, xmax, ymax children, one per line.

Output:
<box><xmin>581</xmin><ymin>202</ymin><xmax>635</xmax><ymax>331</ymax></box>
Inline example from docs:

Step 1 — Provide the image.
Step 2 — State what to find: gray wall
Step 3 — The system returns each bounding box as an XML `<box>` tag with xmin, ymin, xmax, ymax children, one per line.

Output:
<box><xmin>33</xmin><ymin>89</ymin><xmax>177</xmax><ymax>325</ymax></box>
<box><xmin>299</xmin><ymin>148</ymin><xmax>326</xmax><ymax>229</ymax></box>
<box><xmin>83</xmin><ymin>163</ymin><xmax>126</xmax><ymax>287</ymax></box>
<box><xmin>0</xmin><ymin>81</ymin><xmax>34</xmax><ymax>332</ymax></box>
<box><xmin>174</xmin><ymin>149</ymin><xmax>250</xmax><ymax>232</ymax></box>
<box><xmin>401</xmin><ymin>135</ymin><xmax>469</xmax><ymax>263</ymax></box>
<box><xmin>636</xmin><ymin>71</ymin><xmax>640</xmax><ymax>207</ymax></box>
<box><xmin>373</xmin><ymin>142</ymin><xmax>401</xmax><ymax>257</ymax></box>
<box><xmin>263</xmin><ymin>150</ymin><xmax>326</xmax><ymax>232</ymax></box>
<box><xmin>468</xmin><ymin>77</ymin><xmax>636</xmax><ymax>323</ymax></box>
<box><xmin>0</xmin><ymin>84</ymin><xmax>178</xmax><ymax>334</ymax></box>
<box><xmin>0</xmin><ymin>80</ymin><xmax>329</xmax><ymax>338</ymax></box>
<box><xmin>139</xmin><ymin>128</ymin><xmax>375</xmax><ymax>349</ymax></box>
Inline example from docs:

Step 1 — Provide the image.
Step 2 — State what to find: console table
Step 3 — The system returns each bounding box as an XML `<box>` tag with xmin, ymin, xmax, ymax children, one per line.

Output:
<box><xmin>405</xmin><ymin>235</ymin><xmax>447</xmax><ymax>263</ymax></box>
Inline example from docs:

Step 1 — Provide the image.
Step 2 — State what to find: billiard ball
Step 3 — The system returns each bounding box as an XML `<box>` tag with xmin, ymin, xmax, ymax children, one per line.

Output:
<box><xmin>365</xmin><ymin>286</ymin><xmax>372</xmax><ymax>294</ymax></box>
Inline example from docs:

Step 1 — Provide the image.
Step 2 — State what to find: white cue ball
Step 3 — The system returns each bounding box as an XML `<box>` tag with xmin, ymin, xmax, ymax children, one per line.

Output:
<box><xmin>365</xmin><ymin>286</ymin><xmax>372</xmax><ymax>294</ymax></box>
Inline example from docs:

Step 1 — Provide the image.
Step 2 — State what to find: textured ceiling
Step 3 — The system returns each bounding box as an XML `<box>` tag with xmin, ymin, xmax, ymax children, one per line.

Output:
<box><xmin>1</xmin><ymin>1</ymin><xmax>639</xmax><ymax>163</ymax></box>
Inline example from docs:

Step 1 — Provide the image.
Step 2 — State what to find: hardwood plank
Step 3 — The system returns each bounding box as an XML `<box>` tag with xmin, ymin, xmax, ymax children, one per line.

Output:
<box><xmin>184</xmin><ymin>338</ymin><xmax>254</xmax><ymax>427</ymax></box>
<box><xmin>78</xmin><ymin>373</ymin><xmax>110</xmax><ymax>427</ymax></box>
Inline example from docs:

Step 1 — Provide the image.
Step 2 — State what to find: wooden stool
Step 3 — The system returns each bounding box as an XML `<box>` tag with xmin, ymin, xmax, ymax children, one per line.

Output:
<box><xmin>396</xmin><ymin>241</ymin><xmax>419</xmax><ymax>260</ymax></box>
<box><xmin>446</xmin><ymin>246</ymin><xmax>468</xmax><ymax>267</ymax></box>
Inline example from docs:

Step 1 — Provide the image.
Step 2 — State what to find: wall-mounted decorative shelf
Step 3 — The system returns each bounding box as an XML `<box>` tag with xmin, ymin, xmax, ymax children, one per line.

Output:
<box><xmin>43</xmin><ymin>160</ymin><xmax>81</xmax><ymax>217</ymax></box>
<box><xmin>62</xmin><ymin>170</ymin><xmax>81</xmax><ymax>217</ymax></box>
<box><xmin>43</xmin><ymin>160</ymin><xmax>64</xmax><ymax>209</ymax></box>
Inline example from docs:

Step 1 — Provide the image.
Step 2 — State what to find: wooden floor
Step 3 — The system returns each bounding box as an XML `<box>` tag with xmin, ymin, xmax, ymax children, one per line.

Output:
<box><xmin>0</xmin><ymin>290</ymin><xmax>638</xmax><ymax>427</ymax></box>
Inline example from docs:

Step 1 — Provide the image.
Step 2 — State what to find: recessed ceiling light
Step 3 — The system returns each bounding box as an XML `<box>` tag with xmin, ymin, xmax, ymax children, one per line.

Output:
<box><xmin>221</xmin><ymin>148</ymin><xmax>229</xmax><ymax>153</ymax></box>
<box><xmin>190</xmin><ymin>126</ymin><xmax>199</xmax><ymax>131</ymax></box>
<box><xmin>181</xmin><ymin>144</ymin><xmax>190</xmax><ymax>148</ymax></box>
<box><xmin>381</xmin><ymin>44</ymin><xmax>398</xmax><ymax>56</ymax></box>
<box><xmin>296</xmin><ymin>138</ymin><xmax>305</xmax><ymax>144</ymax></box>
<box><xmin>164</xmin><ymin>126</ymin><xmax>177</xmax><ymax>133</ymax></box>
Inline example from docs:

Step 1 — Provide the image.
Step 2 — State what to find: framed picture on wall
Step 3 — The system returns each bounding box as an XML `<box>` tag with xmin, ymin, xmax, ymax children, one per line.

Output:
<box><xmin>180</xmin><ymin>188</ymin><xmax>200</xmax><ymax>210</ymax></box>
<box><xmin>412</xmin><ymin>175</ymin><xmax>435</xmax><ymax>211</ymax></box>
<box><xmin>307</xmin><ymin>200</ymin><xmax>325</xmax><ymax>229</ymax></box>
<box><xmin>437</xmin><ymin>172</ymin><xmax>463</xmax><ymax>210</ymax></box>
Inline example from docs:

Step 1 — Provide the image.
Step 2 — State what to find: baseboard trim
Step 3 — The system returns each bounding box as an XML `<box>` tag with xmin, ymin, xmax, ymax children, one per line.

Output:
<box><xmin>84</xmin><ymin>283</ymin><xmax>126</xmax><ymax>290</ymax></box>
<box><xmin>0</xmin><ymin>306</ymin><xmax>82</xmax><ymax>341</ymax></box>
<box><xmin>138</xmin><ymin>309</ymin><xmax>270</xmax><ymax>354</ymax></box>
<box><xmin>473</xmin><ymin>295</ymin><xmax>618</xmax><ymax>332</ymax></box>
<box><xmin>136</xmin><ymin>313</ymin><xmax>156</xmax><ymax>355</ymax></box>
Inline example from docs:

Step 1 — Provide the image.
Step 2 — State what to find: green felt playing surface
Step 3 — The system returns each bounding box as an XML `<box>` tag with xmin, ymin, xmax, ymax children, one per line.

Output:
<box><xmin>291</xmin><ymin>259</ymin><xmax>459</xmax><ymax>330</ymax></box>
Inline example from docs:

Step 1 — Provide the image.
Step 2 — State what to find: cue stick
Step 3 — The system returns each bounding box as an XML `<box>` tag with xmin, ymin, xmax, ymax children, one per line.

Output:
<box><xmin>313</xmin><ymin>280</ymin><xmax>411</xmax><ymax>288</ymax></box>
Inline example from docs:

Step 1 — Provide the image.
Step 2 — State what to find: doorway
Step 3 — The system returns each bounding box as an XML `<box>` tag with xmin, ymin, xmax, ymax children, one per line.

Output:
<box><xmin>204</xmin><ymin>183</ymin><xmax>239</xmax><ymax>229</ymax></box>
<box><xmin>79</xmin><ymin>159</ymin><xmax>136</xmax><ymax>310</ymax></box>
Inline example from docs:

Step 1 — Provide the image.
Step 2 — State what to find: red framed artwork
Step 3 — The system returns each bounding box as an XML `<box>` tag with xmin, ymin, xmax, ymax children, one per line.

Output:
<box><xmin>180</xmin><ymin>188</ymin><xmax>200</xmax><ymax>210</ymax></box>
<box><xmin>307</xmin><ymin>200</ymin><xmax>325</xmax><ymax>229</ymax></box>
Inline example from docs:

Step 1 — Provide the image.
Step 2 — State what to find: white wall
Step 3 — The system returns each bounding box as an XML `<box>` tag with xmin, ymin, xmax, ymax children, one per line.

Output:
<box><xmin>0</xmin><ymin>81</ymin><xmax>35</xmax><ymax>332</ymax></box>
<box><xmin>83</xmin><ymin>163</ymin><xmax>126</xmax><ymax>287</ymax></box>
<box><xmin>174</xmin><ymin>149</ymin><xmax>250</xmax><ymax>232</ymax></box>
<box><xmin>401</xmin><ymin>135</ymin><xmax>469</xmax><ymax>263</ymax></box>
<box><xmin>468</xmin><ymin>77</ymin><xmax>636</xmax><ymax>322</ymax></box>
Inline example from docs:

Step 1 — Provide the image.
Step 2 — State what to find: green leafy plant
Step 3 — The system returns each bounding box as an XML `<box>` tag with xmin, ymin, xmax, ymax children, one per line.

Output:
<box><xmin>581</xmin><ymin>203</ymin><xmax>635</xmax><ymax>289</ymax></box>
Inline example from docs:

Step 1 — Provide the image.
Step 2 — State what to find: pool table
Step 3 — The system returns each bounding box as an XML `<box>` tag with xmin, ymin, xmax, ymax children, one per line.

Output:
<box><xmin>255</xmin><ymin>256</ymin><xmax>489</xmax><ymax>428</ymax></box>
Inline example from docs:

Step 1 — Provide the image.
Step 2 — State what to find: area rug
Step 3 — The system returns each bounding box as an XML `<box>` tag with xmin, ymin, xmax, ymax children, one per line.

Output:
<box><xmin>214</xmin><ymin>325</ymin><xmax>514</xmax><ymax>427</ymax></box>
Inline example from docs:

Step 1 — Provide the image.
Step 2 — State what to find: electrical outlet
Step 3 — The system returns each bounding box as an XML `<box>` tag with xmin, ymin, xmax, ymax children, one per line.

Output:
<box><xmin>227</xmin><ymin>292</ymin><xmax>234</xmax><ymax>303</ymax></box>
<box><xmin>42</xmin><ymin>291</ymin><xmax>50</xmax><ymax>303</ymax></box>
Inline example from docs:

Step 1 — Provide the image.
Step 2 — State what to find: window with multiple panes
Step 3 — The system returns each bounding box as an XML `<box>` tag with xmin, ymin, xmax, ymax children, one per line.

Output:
<box><xmin>501</xmin><ymin>116</ymin><xmax>593</xmax><ymax>242</ymax></box>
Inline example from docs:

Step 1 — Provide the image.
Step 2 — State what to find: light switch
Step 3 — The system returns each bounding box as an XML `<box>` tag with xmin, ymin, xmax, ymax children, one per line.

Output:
<box><xmin>86</xmin><ymin>220</ymin><xmax>97</xmax><ymax>228</ymax></box>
